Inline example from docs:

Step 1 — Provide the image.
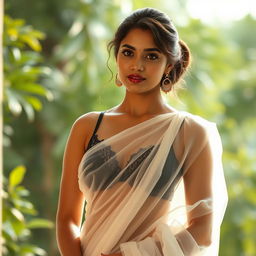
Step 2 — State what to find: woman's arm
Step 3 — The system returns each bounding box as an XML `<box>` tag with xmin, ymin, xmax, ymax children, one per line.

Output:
<box><xmin>180</xmin><ymin>118</ymin><xmax>227</xmax><ymax>251</ymax></box>
<box><xmin>56</xmin><ymin>115</ymin><xmax>93</xmax><ymax>256</ymax></box>
<box><xmin>183</xmin><ymin>134</ymin><xmax>214</xmax><ymax>247</ymax></box>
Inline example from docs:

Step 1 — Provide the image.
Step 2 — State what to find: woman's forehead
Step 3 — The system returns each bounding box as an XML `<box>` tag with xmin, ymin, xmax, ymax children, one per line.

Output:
<box><xmin>120</xmin><ymin>28</ymin><xmax>158</xmax><ymax>50</ymax></box>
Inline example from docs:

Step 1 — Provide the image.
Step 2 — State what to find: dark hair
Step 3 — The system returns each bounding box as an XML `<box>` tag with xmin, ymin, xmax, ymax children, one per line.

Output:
<box><xmin>108</xmin><ymin>8</ymin><xmax>191</xmax><ymax>87</ymax></box>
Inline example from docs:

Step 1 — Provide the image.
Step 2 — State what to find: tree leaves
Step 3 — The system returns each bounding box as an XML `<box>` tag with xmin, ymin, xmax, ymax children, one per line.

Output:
<box><xmin>9</xmin><ymin>165</ymin><xmax>26</xmax><ymax>189</ymax></box>
<box><xmin>2</xmin><ymin>166</ymin><xmax>54</xmax><ymax>255</ymax></box>
<box><xmin>3</xmin><ymin>15</ymin><xmax>51</xmax><ymax>122</ymax></box>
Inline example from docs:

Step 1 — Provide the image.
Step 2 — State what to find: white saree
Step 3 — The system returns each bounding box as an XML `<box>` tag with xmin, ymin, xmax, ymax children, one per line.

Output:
<box><xmin>78</xmin><ymin>111</ymin><xmax>228</xmax><ymax>256</ymax></box>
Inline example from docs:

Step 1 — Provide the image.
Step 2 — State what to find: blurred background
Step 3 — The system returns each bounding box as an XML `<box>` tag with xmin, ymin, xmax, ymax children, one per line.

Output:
<box><xmin>2</xmin><ymin>0</ymin><xmax>256</xmax><ymax>255</ymax></box>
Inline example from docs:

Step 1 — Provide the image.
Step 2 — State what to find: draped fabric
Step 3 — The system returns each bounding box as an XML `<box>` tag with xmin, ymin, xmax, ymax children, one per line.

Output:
<box><xmin>78</xmin><ymin>111</ymin><xmax>228</xmax><ymax>256</ymax></box>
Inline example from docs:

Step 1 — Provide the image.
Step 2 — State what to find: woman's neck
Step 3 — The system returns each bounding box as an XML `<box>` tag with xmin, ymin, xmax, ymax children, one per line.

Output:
<box><xmin>114</xmin><ymin>90</ymin><xmax>172</xmax><ymax>117</ymax></box>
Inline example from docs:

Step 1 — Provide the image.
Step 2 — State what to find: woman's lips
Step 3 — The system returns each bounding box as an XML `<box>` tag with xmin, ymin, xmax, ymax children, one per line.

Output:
<box><xmin>128</xmin><ymin>74</ymin><xmax>146</xmax><ymax>84</ymax></box>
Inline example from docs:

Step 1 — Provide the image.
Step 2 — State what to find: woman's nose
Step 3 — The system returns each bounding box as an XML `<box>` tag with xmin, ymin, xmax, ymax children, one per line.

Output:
<box><xmin>130</xmin><ymin>58</ymin><xmax>144</xmax><ymax>72</ymax></box>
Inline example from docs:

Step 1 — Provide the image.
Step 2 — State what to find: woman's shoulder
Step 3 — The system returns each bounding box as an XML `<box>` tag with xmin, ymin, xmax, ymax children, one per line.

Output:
<box><xmin>179</xmin><ymin>111</ymin><xmax>217</xmax><ymax>137</ymax></box>
<box><xmin>71</xmin><ymin>111</ymin><xmax>103</xmax><ymax>132</ymax></box>
<box><xmin>178</xmin><ymin>111</ymin><xmax>222</xmax><ymax>154</ymax></box>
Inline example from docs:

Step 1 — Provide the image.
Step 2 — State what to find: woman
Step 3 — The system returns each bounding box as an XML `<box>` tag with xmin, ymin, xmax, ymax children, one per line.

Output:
<box><xmin>56</xmin><ymin>8</ymin><xmax>228</xmax><ymax>256</ymax></box>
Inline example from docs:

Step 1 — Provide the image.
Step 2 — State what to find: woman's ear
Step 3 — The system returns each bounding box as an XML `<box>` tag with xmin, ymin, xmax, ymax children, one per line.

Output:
<box><xmin>165</xmin><ymin>63</ymin><xmax>173</xmax><ymax>74</ymax></box>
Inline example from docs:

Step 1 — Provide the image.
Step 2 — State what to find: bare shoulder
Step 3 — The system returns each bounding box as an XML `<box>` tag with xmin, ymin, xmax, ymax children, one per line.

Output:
<box><xmin>69</xmin><ymin>111</ymin><xmax>103</xmax><ymax>148</ymax></box>
<box><xmin>73</xmin><ymin>111</ymin><xmax>101</xmax><ymax>130</ymax></box>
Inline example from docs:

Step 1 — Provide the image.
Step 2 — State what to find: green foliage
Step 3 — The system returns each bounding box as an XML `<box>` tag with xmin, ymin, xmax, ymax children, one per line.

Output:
<box><xmin>2</xmin><ymin>166</ymin><xmax>54</xmax><ymax>256</ymax></box>
<box><xmin>3</xmin><ymin>13</ymin><xmax>54</xmax><ymax>256</ymax></box>
<box><xmin>4</xmin><ymin>1</ymin><xmax>256</xmax><ymax>255</ymax></box>
<box><xmin>38</xmin><ymin>0</ymin><xmax>126</xmax><ymax>157</ymax></box>
<box><xmin>3</xmin><ymin>15</ymin><xmax>52</xmax><ymax>122</ymax></box>
<box><xmin>218</xmin><ymin>16</ymin><xmax>256</xmax><ymax>255</ymax></box>
<box><xmin>168</xmin><ymin>18</ymin><xmax>234</xmax><ymax>118</ymax></box>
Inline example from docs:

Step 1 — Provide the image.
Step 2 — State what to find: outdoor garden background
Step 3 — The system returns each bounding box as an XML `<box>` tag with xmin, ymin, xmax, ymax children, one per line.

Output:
<box><xmin>3</xmin><ymin>0</ymin><xmax>256</xmax><ymax>255</ymax></box>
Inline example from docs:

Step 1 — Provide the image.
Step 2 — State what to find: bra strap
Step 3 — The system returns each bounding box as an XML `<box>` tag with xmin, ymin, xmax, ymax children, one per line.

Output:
<box><xmin>86</xmin><ymin>112</ymin><xmax>105</xmax><ymax>151</ymax></box>
<box><xmin>91</xmin><ymin>111</ymin><xmax>105</xmax><ymax>136</ymax></box>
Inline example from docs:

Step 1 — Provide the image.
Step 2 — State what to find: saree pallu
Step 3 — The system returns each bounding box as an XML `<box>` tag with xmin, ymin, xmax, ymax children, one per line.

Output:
<box><xmin>78</xmin><ymin>112</ymin><xmax>228</xmax><ymax>256</ymax></box>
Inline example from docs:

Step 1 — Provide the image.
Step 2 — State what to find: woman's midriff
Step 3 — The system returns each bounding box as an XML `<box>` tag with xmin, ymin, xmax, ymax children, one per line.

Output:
<box><xmin>82</xmin><ymin>182</ymin><xmax>170</xmax><ymax>242</ymax></box>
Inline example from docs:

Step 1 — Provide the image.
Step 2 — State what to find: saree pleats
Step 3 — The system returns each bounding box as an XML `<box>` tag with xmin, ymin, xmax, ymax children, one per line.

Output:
<box><xmin>78</xmin><ymin>111</ymin><xmax>228</xmax><ymax>256</ymax></box>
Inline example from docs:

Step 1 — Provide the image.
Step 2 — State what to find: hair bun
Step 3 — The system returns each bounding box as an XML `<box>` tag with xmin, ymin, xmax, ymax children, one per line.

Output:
<box><xmin>178</xmin><ymin>40</ymin><xmax>191</xmax><ymax>69</ymax></box>
<box><xmin>167</xmin><ymin>40</ymin><xmax>191</xmax><ymax>86</ymax></box>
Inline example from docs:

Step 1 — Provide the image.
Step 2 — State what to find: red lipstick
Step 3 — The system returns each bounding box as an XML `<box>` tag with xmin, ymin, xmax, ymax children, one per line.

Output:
<box><xmin>128</xmin><ymin>74</ymin><xmax>146</xmax><ymax>84</ymax></box>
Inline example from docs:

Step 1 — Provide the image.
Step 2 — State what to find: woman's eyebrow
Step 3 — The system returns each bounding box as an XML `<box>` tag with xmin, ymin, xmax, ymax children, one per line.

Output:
<box><xmin>121</xmin><ymin>44</ymin><xmax>161</xmax><ymax>53</ymax></box>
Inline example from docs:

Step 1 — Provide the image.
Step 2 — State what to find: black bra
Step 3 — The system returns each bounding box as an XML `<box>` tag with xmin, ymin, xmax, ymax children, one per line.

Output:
<box><xmin>84</xmin><ymin>112</ymin><xmax>183</xmax><ymax>200</ymax></box>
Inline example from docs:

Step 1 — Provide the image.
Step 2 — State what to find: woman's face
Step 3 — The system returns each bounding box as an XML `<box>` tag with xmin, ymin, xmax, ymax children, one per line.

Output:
<box><xmin>116</xmin><ymin>28</ymin><xmax>172</xmax><ymax>94</ymax></box>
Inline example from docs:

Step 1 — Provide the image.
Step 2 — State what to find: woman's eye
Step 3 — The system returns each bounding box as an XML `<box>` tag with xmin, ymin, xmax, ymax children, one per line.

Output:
<box><xmin>121</xmin><ymin>49</ymin><xmax>133</xmax><ymax>57</ymax></box>
<box><xmin>145</xmin><ymin>53</ymin><xmax>159</xmax><ymax>60</ymax></box>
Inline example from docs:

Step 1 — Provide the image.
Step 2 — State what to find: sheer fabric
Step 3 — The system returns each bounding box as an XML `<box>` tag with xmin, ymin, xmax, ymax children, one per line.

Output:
<box><xmin>78</xmin><ymin>111</ymin><xmax>228</xmax><ymax>256</ymax></box>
